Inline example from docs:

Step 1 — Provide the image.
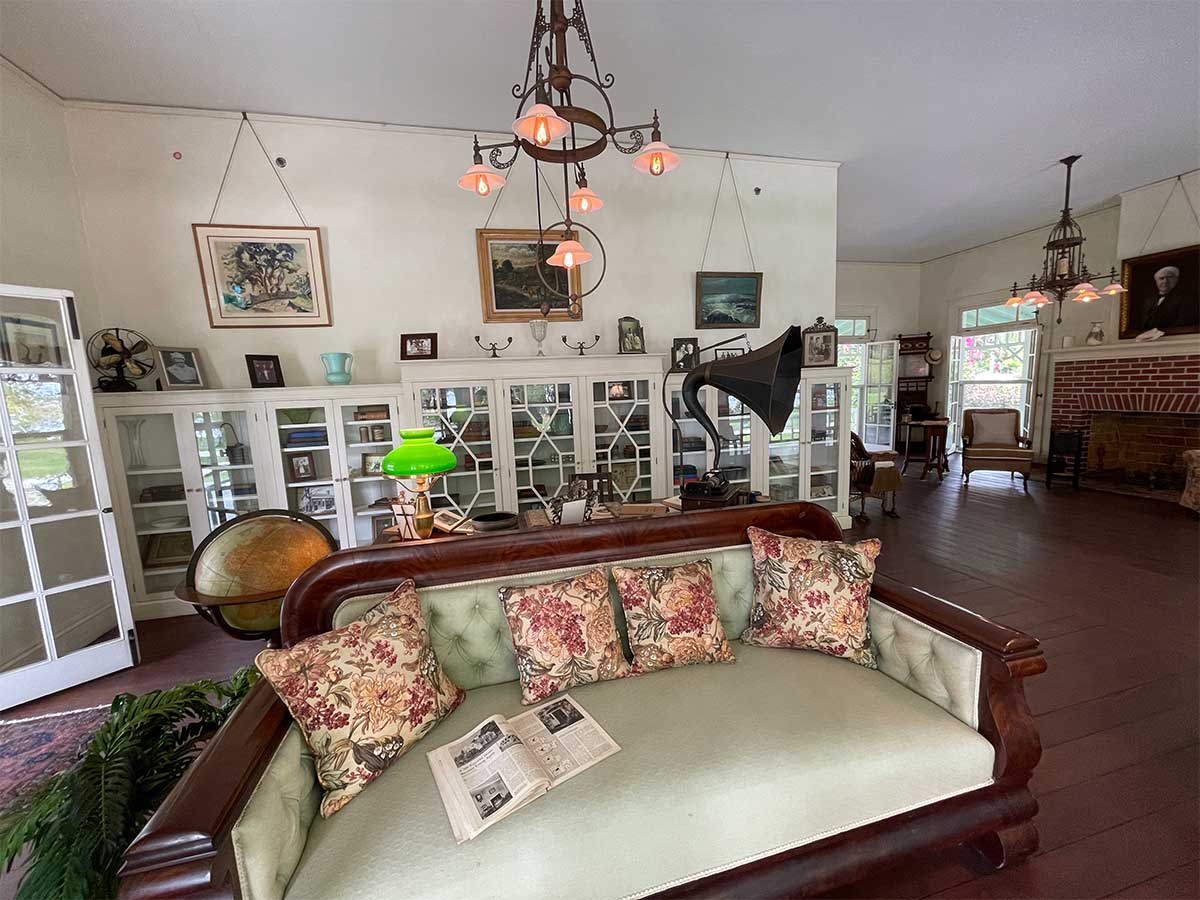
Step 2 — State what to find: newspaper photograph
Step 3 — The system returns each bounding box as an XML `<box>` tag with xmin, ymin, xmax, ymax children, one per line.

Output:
<box><xmin>427</xmin><ymin>694</ymin><xmax>619</xmax><ymax>842</ymax></box>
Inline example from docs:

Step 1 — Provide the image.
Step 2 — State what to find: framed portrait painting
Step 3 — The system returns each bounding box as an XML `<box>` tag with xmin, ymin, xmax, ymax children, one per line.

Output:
<box><xmin>154</xmin><ymin>346</ymin><xmax>206</xmax><ymax>390</ymax></box>
<box><xmin>193</xmin><ymin>224</ymin><xmax>332</xmax><ymax>328</ymax></box>
<box><xmin>476</xmin><ymin>228</ymin><xmax>583</xmax><ymax>322</ymax></box>
<box><xmin>695</xmin><ymin>271</ymin><xmax>762</xmax><ymax>329</ymax></box>
<box><xmin>1118</xmin><ymin>244</ymin><xmax>1199</xmax><ymax>339</ymax></box>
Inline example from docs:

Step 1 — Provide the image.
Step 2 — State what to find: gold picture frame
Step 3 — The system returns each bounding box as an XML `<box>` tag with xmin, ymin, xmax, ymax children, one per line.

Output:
<box><xmin>476</xmin><ymin>228</ymin><xmax>583</xmax><ymax>323</ymax></box>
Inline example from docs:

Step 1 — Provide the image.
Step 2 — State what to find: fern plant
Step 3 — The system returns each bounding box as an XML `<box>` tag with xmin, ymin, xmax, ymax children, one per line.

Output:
<box><xmin>0</xmin><ymin>667</ymin><xmax>259</xmax><ymax>900</ymax></box>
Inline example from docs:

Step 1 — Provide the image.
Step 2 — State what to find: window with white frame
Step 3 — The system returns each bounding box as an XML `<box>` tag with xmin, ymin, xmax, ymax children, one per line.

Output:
<box><xmin>959</xmin><ymin>302</ymin><xmax>1037</xmax><ymax>330</ymax></box>
<box><xmin>835</xmin><ymin>317</ymin><xmax>869</xmax><ymax>438</ymax></box>
<box><xmin>835</xmin><ymin>317</ymin><xmax>871</xmax><ymax>340</ymax></box>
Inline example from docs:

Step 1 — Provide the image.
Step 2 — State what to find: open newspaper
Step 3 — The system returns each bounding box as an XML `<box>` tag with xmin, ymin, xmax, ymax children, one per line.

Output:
<box><xmin>427</xmin><ymin>694</ymin><xmax>619</xmax><ymax>843</ymax></box>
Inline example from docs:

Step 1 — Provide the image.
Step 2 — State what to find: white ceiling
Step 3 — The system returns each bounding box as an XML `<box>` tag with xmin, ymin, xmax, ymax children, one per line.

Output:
<box><xmin>2</xmin><ymin>0</ymin><xmax>1198</xmax><ymax>262</ymax></box>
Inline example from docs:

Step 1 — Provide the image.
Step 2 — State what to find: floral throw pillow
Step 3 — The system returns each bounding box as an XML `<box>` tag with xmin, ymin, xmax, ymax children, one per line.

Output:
<box><xmin>256</xmin><ymin>579</ymin><xmax>464</xmax><ymax>817</ymax></box>
<box><xmin>740</xmin><ymin>526</ymin><xmax>881</xmax><ymax>668</ymax></box>
<box><xmin>611</xmin><ymin>558</ymin><xmax>735</xmax><ymax>673</ymax></box>
<box><xmin>499</xmin><ymin>567</ymin><xmax>631</xmax><ymax>704</ymax></box>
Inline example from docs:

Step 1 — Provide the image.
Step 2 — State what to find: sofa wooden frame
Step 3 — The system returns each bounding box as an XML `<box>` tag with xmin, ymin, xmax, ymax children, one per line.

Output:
<box><xmin>118</xmin><ymin>502</ymin><xmax>1046</xmax><ymax>899</ymax></box>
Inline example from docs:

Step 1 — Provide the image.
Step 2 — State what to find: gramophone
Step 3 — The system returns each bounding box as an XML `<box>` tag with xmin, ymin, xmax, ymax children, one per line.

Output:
<box><xmin>672</xmin><ymin>326</ymin><xmax>805</xmax><ymax>506</ymax></box>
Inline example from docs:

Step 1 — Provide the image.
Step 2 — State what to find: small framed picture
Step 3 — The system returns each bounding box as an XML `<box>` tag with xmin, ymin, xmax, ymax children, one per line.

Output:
<box><xmin>617</xmin><ymin>316</ymin><xmax>645</xmax><ymax>354</ymax></box>
<box><xmin>801</xmin><ymin>317</ymin><xmax>839</xmax><ymax>367</ymax></box>
<box><xmin>670</xmin><ymin>337</ymin><xmax>699</xmax><ymax>371</ymax></box>
<box><xmin>715</xmin><ymin>348</ymin><xmax>745</xmax><ymax>361</ymax></box>
<box><xmin>400</xmin><ymin>332</ymin><xmax>438</xmax><ymax>360</ymax></box>
<box><xmin>372</xmin><ymin>515</ymin><xmax>393</xmax><ymax>539</ymax></box>
<box><xmin>154</xmin><ymin>346</ymin><xmax>206</xmax><ymax>390</ymax></box>
<box><xmin>297</xmin><ymin>484</ymin><xmax>336</xmax><ymax>515</ymax></box>
<box><xmin>288</xmin><ymin>451</ymin><xmax>317</xmax><ymax>483</ymax></box>
<box><xmin>695</xmin><ymin>271</ymin><xmax>763</xmax><ymax>329</ymax></box>
<box><xmin>361</xmin><ymin>452</ymin><xmax>386</xmax><ymax>476</ymax></box>
<box><xmin>142</xmin><ymin>532</ymin><xmax>194</xmax><ymax>568</ymax></box>
<box><xmin>0</xmin><ymin>314</ymin><xmax>65</xmax><ymax>367</ymax></box>
<box><xmin>245</xmin><ymin>354</ymin><xmax>285</xmax><ymax>388</ymax></box>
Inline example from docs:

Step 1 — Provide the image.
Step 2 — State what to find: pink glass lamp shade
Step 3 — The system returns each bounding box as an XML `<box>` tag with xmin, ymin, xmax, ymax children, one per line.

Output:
<box><xmin>1023</xmin><ymin>291</ymin><xmax>1049</xmax><ymax>307</ymax></box>
<box><xmin>512</xmin><ymin>103</ymin><xmax>570</xmax><ymax>147</ymax></box>
<box><xmin>547</xmin><ymin>239</ymin><xmax>592</xmax><ymax>268</ymax></box>
<box><xmin>1005</xmin><ymin>292</ymin><xmax>1024</xmax><ymax>307</ymax></box>
<box><xmin>1101</xmin><ymin>281</ymin><xmax>1127</xmax><ymax>296</ymax></box>
<box><xmin>569</xmin><ymin>186</ymin><xmax>603</xmax><ymax>213</ymax></box>
<box><xmin>458</xmin><ymin>164</ymin><xmax>506</xmax><ymax>197</ymax></box>
<box><xmin>1073</xmin><ymin>290</ymin><xmax>1100</xmax><ymax>303</ymax></box>
<box><xmin>633</xmin><ymin>141</ymin><xmax>680</xmax><ymax>176</ymax></box>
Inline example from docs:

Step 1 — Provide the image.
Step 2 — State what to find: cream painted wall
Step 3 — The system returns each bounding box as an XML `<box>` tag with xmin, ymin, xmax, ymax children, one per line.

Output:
<box><xmin>0</xmin><ymin>62</ymin><xmax>99</xmax><ymax>335</ymax></box>
<box><xmin>835</xmin><ymin>262</ymin><xmax>921</xmax><ymax>340</ymax></box>
<box><xmin>62</xmin><ymin>104</ymin><xmax>838</xmax><ymax>387</ymax></box>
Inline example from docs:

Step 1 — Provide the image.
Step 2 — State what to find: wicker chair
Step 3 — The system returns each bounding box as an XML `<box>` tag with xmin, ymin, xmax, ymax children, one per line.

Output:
<box><xmin>961</xmin><ymin>408</ymin><xmax>1033</xmax><ymax>485</ymax></box>
<box><xmin>849</xmin><ymin>432</ymin><xmax>901</xmax><ymax>522</ymax></box>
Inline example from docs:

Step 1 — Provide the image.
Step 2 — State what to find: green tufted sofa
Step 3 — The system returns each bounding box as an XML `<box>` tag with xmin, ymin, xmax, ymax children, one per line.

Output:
<box><xmin>119</xmin><ymin>502</ymin><xmax>1046</xmax><ymax>900</ymax></box>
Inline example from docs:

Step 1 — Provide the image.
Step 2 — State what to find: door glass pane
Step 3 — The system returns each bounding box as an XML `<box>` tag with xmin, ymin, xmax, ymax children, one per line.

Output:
<box><xmin>0</xmin><ymin>451</ymin><xmax>18</xmax><ymax>523</ymax></box>
<box><xmin>1</xmin><ymin>372</ymin><xmax>85</xmax><ymax>443</ymax></box>
<box><xmin>670</xmin><ymin>386</ymin><xmax>709</xmax><ymax>489</ymax></box>
<box><xmin>715</xmin><ymin>390</ymin><xmax>752</xmax><ymax>491</ymax></box>
<box><xmin>0</xmin><ymin>527</ymin><xmax>33</xmax><ymax>598</ymax></box>
<box><xmin>592</xmin><ymin>379</ymin><xmax>652</xmax><ymax>502</ymax></box>
<box><xmin>275</xmin><ymin>404</ymin><xmax>344</xmax><ymax>545</ymax></box>
<box><xmin>192</xmin><ymin>409</ymin><xmax>260</xmax><ymax>530</ymax></box>
<box><xmin>513</xmin><ymin>382</ymin><xmax>577</xmax><ymax>510</ymax></box>
<box><xmin>32</xmin><ymin>514</ymin><xmax>108</xmax><ymax>589</ymax></box>
<box><xmin>17</xmin><ymin>445</ymin><xmax>96</xmax><ymax>517</ymax></box>
<box><xmin>340</xmin><ymin>401</ymin><xmax>398</xmax><ymax>547</ymax></box>
<box><xmin>768</xmin><ymin>389</ymin><xmax>802</xmax><ymax>501</ymax></box>
<box><xmin>420</xmin><ymin>386</ymin><xmax>496</xmax><ymax>517</ymax></box>
<box><xmin>0</xmin><ymin>295</ymin><xmax>70</xmax><ymax>369</ymax></box>
<box><xmin>46</xmin><ymin>581</ymin><xmax>120</xmax><ymax>657</ymax></box>
<box><xmin>810</xmin><ymin>382</ymin><xmax>841</xmax><ymax>509</ymax></box>
<box><xmin>0</xmin><ymin>600</ymin><xmax>46</xmax><ymax>673</ymax></box>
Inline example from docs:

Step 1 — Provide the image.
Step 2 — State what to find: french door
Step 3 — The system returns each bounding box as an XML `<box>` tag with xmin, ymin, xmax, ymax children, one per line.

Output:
<box><xmin>861</xmin><ymin>340</ymin><xmax>898</xmax><ymax>451</ymax></box>
<box><xmin>947</xmin><ymin>327</ymin><xmax>1039</xmax><ymax>450</ymax></box>
<box><xmin>0</xmin><ymin>285</ymin><xmax>135</xmax><ymax>709</ymax></box>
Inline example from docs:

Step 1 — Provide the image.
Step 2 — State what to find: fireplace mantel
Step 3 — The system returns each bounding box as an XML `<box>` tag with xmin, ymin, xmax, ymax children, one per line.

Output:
<box><xmin>1045</xmin><ymin>336</ymin><xmax>1200</xmax><ymax>361</ymax></box>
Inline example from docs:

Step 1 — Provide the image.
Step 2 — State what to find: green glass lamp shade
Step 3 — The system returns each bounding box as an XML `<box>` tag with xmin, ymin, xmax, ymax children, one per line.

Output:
<box><xmin>382</xmin><ymin>428</ymin><xmax>457</xmax><ymax>477</ymax></box>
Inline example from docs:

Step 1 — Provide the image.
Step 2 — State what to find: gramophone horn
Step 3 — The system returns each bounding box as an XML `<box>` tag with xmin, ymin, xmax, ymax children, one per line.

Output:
<box><xmin>680</xmin><ymin>325</ymin><xmax>804</xmax><ymax>471</ymax></box>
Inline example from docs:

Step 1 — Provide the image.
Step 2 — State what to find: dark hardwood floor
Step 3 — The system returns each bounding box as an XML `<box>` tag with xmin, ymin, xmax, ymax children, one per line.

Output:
<box><xmin>6</xmin><ymin>459</ymin><xmax>1197</xmax><ymax>898</ymax></box>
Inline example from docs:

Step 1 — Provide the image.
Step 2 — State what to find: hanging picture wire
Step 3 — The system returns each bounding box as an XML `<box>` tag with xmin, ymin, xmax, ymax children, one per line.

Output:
<box><xmin>208</xmin><ymin>112</ymin><xmax>308</xmax><ymax>226</ymax></box>
<box><xmin>699</xmin><ymin>152</ymin><xmax>757</xmax><ymax>272</ymax></box>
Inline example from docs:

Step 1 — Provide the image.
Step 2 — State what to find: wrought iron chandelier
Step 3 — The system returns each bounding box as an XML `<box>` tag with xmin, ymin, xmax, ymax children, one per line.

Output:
<box><xmin>457</xmin><ymin>0</ymin><xmax>678</xmax><ymax>318</ymax></box>
<box><xmin>1006</xmin><ymin>155</ymin><xmax>1125</xmax><ymax>324</ymax></box>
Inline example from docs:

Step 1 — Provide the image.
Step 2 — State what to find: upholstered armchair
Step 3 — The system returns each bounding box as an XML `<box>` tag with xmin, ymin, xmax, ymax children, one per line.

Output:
<box><xmin>961</xmin><ymin>408</ymin><xmax>1033</xmax><ymax>485</ymax></box>
<box><xmin>849</xmin><ymin>432</ymin><xmax>901</xmax><ymax>521</ymax></box>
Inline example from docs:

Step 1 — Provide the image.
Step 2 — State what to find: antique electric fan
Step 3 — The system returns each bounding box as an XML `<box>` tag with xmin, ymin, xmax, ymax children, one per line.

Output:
<box><xmin>86</xmin><ymin>328</ymin><xmax>156</xmax><ymax>392</ymax></box>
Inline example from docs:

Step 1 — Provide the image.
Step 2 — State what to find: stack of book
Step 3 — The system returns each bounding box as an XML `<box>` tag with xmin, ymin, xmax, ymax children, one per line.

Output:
<box><xmin>285</xmin><ymin>429</ymin><xmax>328</xmax><ymax>447</ymax></box>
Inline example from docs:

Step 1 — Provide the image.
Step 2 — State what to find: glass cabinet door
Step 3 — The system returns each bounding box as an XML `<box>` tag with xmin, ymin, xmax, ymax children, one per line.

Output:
<box><xmin>335</xmin><ymin>399</ymin><xmax>400</xmax><ymax>547</ymax></box>
<box><xmin>669</xmin><ymin>384</ymin><xmax>710</xmax><ymax>491</ymax></box>
<box><xmin>417</xmin><ymin>384</ymin><xmax>497</xmax><ymax>518</ymax></box>
<box><xmin>507</xmin><ymin>381</ymin><xmax>579</xmax><ymax>511</ymax></box>
<box><xmin>270</xmin><ymin>402</ymin><xmax>344</xmax><ymax>544</ymax></box>
<box><xmin>807</xmin><ymin>381</ymin><xmax>842</xmax><ymax>512</ymax></box>
<box><xmin>113</xmin><ymin>411</ymin><xmax>191</xmax><ymax>599</ymax></box>
<box><xmin>0</xmin><ymin>287</ymin><xmax>133</xmax><ymax>708</ymax></box>
<box><xmin>715</xmin><ymin>390</ymin><xmax>753</xmax><ymax>493</ymax></box>
<box><xmin>188</xmin><ymin>406</ymin><xmax>262</xmax><ymax>534</ymax></box>
<box><xmin>766</xmin><ymin>389</ymin><xmax>803</xmax><ymax>501</ymax></box>
<box><xmin>591</xmin><ymin>378</ymin><xmax>653</xmax><ymax>502</ymax></box>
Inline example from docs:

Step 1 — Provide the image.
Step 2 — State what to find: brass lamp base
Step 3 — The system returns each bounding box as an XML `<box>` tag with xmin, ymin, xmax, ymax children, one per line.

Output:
<box><xmin>413</xmin><ymin>487</ymin><xmax>435</xmax><ymax>540</ymax></box>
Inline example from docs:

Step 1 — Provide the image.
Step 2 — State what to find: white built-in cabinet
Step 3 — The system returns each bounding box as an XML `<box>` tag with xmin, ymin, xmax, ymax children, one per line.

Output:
<box><xmin>95</xmin><ymin>357</ymin><xmax>849</xmax><ymax>621</ymax></box>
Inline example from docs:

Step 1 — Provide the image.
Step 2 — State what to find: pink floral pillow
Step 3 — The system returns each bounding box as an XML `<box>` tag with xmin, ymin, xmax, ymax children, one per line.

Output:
<box><xmin>740</xmin><ymin>526</ymin><xmax>881</xmax><ymax>668</ymax></box>
<box><xmin>256</xmin><ymin>579</ymin><xmax>464</xmax><ymax>817</ymax></box>
<box><xmin>611</xmin><ymin>558</ymin><xmax>735</xmax><ymax>673</ymax></box>
<box><xmin>499</xmin><ymin>567</ymin><xmax>631</xmax><ymax>704</ymax></box>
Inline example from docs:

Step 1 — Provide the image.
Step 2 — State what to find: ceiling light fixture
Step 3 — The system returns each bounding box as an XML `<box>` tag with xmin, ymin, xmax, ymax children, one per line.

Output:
<box><xmin>1007</xmin><ymin>155</ymin><xmax>1123</xmax><ymax>324</ymax></box>
<box><xmin>457</xmin><ymin>0</ymin><xmax>676</xmax><ymax>318</ymax></box>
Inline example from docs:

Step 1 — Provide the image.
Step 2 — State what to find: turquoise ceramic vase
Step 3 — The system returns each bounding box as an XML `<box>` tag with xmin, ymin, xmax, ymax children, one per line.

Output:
<box><xmin>320</xmin><ymin>352</ymin><xmax>353</xmax><ymax>385</ymax></box>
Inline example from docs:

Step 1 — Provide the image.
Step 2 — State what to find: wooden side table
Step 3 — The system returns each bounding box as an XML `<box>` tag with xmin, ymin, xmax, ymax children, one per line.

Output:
<box><xmin>901</xmin><ymin>419</ymin><xmax>950</xmax><ymax>481</ymax></box>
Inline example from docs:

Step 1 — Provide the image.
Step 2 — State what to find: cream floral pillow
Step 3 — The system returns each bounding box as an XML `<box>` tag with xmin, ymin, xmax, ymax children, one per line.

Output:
<box><xmin>611</xmin><ymin>558</ymin><xmax>734</xmax><ymax>673</ymax></box>
<box><xmin>499</xmin><ymin>567</ymin><xmax>631</xmax><ymax>704</ymax></box>
<box><xmin>740</xmin><ymin>526</ymin><xmax>881</xmax><ymax>668</ymax></box>
<box><xmin>256</xmin><ymin>579</ymin><xmax>464</xmax><ymax>817</ymax></box>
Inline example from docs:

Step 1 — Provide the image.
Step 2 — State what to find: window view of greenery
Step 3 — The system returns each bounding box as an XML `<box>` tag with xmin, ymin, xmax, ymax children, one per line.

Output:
<box><xmin>839</xmin><ymin>343</ymin><xmax>865</xmax><ymax>435</ymax></box>
<box><xmin>960</xmin><ymin>303</ymin><xmax>1036</xmax><ymax>329</ymax></box>
<box><xmin>956</xmin><ymin>330</ymin><xmax>1035</xmax><ymax>418</ymax></box>
<box><xmin>1</xmin><ymin>375</ymin><xmax>75</xmax><ymax>509</ymax></box>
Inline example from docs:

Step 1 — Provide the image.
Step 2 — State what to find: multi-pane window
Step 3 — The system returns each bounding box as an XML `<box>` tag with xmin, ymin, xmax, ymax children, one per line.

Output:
<box><xmin>960</xmin><ymin>303</ymin><xmax>1037</xmax><ymax>330</ymax></box>
<box><xmin>835</xmin><ymin>317</ymin><xmax>871</xmax><ymax>340</ymax></box>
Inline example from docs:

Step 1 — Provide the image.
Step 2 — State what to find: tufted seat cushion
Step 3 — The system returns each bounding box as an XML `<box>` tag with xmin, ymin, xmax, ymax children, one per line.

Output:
<box><xmin>280</xmin><ymin>645</ymin><xmax>994</xmax><ymax>900</ymax></box>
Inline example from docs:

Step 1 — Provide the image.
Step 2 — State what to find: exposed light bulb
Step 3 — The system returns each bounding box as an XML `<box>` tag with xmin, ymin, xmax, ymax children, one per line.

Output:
<box><xmin>534</xmin><ymin>115</ymin><xmax>551</xmax><ymax>147</ymax></box>
<box><xmin>475</xmin><ymin>174</ymin><xmax>491</xmax><ymax>197</ymax></box>
<box><xmin>562</xmin><ymin>250</ymin><xmax>575</xmax><ymax>268</ymax></box>
<box><xmin>649</xmin><ymin>152</ymin><xmax>665</xmax><ymax>176</ymax></box>
<box><xmin>579</xmin><ymin>195</ymin><xmax>590</xmax><ymax>212</ymax></box>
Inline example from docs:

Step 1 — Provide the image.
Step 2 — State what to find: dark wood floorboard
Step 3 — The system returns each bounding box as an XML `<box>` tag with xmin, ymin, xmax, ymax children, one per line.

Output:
<box><xmin>4</xmin><ymin>459</ymin><xmax>1197</xmax><ymax>899</ymax></box>
<box><xmin>831</xmin><ymin>459</ymin><xmax>1199</xmax><ymax>899</ymax></box>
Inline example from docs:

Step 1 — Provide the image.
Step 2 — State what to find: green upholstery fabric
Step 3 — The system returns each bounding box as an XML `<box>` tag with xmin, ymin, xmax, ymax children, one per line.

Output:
<box><xmin>279</xmin><ymin>646</ymin><xmax>993</xmax><ymax>900</ymax></box>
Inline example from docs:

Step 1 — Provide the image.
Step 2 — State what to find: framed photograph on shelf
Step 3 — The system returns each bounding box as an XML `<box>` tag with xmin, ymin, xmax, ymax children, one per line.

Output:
<box><xmin>715</xmin><ymin>348</ymin><xmax>745</xmax><ymax>361</ymax></box>
<box><xmin>296</xmin><ymin>485</ymin><xmax>336</xmax><ymax>515</ymax></box>
<box><xmin>192</xmin><ymin>224</ymin><xmax>332</xmax><ymax>328</ymax></box>
<box><xmin>695</xmin><ymin>271</ymin><xmax>762</xmax><ymax>329</ymax></box>
<box><xmin>400</xmin><ymin>332</ymin><xmax>438</xmax><ymax>360</ymax></box>
<box><xmin>617</xmin><ymin>316</ymin><xmax>646</xmax><ymax>354</ymax></box>
<box><xmin>154</xmin><ymin>346</ymin><xmax>206</xmax><ymax>390</ymax></box>
<box><xmin>1118</xmin><ymin>244</ymin><xmax>1200</xmax><ymax>339</ymax></box>
<box><xmin>360</xmin><ymin>452</ymin><xmax>386</xmax><ymax>476</ymax></box>
<box><xmin>142</xmin><ymin>532</ymin><xmax>193</xmax><ymax>569</ymax></box>
<box><xmin>476</xmin><ymin>228</ymin><xmax>583</xmax><ymax>322</ymax></box>
<box><xmin>287</xmin><ymin>451</ymin><xmax>317</xmax><ymax>483</ymax></box>
<box><xmin>670</xmin><ymin>337</ymin><xmax>699</xmax><ymax>371</ymax></box>
<box><xmin>372</xmin><ymin>515</ymin><xmax>393</xmax><ymax>540</ymax></box>
<box><xmin>245</xmin><ymin>354</ymin><xmax>285</xmax><ymax>388</ymax></box>
<box><xmin>0</xmin><ymin>314</ymin><xmax>64</xmax><ymax>367</ymax></box>
<box><xmin>801</xmin><ymin>317</ymin><xmax>839</xmax><ymax>367</ymax></box>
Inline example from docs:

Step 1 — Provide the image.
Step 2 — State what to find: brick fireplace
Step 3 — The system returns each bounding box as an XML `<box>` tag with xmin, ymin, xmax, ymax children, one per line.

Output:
<box><xmin>1050</xmin><ymin>351</ymin><xmax>1200</xmax><ymax>489</ymax></box>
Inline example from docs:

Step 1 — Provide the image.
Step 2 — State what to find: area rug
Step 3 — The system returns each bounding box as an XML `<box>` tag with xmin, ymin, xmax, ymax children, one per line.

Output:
<box><xmin>0</xmin><ymin>705</ymin><xmax>110</xmax><ymax>802</ymax></box>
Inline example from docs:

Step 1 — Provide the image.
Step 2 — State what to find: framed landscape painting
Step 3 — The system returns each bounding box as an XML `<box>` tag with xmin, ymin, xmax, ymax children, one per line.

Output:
<box><xmin>193</xmin><ymin>224</ymin><xmax>332</xmax><ymax>328</ymax></box>
<box><xmin>476</xmin><ymin>228</ymin><xmax>583</xmax><ymax>322</ymax></box>
<box><xmin>695</xmin><ymin>271</ymin><xmax>762</xmax><ymax>329</ymax></box>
